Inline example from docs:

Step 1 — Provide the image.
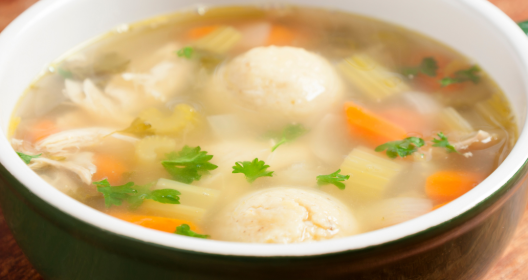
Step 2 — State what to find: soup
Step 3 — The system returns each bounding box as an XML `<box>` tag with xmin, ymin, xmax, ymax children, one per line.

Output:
<box><xmin>8</xmin><ymin>5</ymin><xmax>517</xmax><ymax>243</ymax></box>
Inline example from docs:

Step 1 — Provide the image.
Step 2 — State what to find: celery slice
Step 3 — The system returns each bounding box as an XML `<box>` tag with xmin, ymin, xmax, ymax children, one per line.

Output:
<box><xmin>475</xmin><ymin>94</ymin><xmax>514</xmax><ymax>128</ymax></box>
<box><xmin>440</xmin><ymin>107</ymin><xmax>474</xmax><ymax>135</ymax></box>
<box><xmin>338</xmin><ymin>54</ymin><xmax>410</xmax><ymax>101</ymax></box>
<box><xmin>337</xmin><ymin>146</ymin><xmax>403</xmax><ymax>200</ymax></box>
<box><xmin>140</xmin><ymin>200</ymin><xmax>206</xmax><ymax>223</ymax></box>
<box><xmin>154</xmin><ymin>178</ymin><xmax>220</xmax><ymax>209</ymax></box>
<box><xmin>194</xmin><ymin>26</ymin><xmax>242</xmax><ymax>54</ymax></box>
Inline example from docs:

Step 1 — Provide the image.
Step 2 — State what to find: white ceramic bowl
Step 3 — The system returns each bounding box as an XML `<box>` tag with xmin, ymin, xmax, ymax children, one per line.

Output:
<box><xmin>1</xmin><ymin>0</ymin><xmax>528</xmax><ymax>279</ymax></box>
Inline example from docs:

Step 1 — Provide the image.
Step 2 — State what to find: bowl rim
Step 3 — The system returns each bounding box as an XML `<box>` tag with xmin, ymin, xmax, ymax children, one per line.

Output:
<box><xmin>1</xmin><ymin>0</ymin><xmax>528</xmax><ymax>257</ymax></box>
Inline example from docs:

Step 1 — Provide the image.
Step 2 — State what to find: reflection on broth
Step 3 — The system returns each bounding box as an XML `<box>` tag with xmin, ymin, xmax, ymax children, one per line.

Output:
<box><xmin>9</xmin><ymin>5</ymin><xmax>517</xmax><ymax>243</ymax></box>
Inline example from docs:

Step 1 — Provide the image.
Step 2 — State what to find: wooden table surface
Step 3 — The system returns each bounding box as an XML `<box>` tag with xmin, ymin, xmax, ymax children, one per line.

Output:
<box><xmin>1</xmin><ymin>0</ymin><xmax>528</xmax><ymax>279</ymax></box>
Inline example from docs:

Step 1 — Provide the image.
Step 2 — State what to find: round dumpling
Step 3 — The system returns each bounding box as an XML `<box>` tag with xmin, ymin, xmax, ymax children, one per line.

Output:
<box><xmin>211</xmin><ymin>187</ymin><xmax>358</xmax><ymax>244</ymax></box>
<box><xmin>218</xmin><ymin>46</ymin><xmax>343</xmax><ymax>118</ymax></box>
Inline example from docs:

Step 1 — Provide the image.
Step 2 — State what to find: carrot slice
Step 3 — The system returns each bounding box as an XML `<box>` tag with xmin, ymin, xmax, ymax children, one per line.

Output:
<box><xmin>30</xmin><ymin>119</ymin><xmax>59</xmax><ymax>142</ymax></box>
<box><xmin>93</xmin><ymin>154</ymin><xmax>128</xmax><ymax>185</ymax></box>
<box><xmin>266</xmin><ymin>25</ymin><xmax>296</xmax><ymax>46</ymax></box>
<box><xmin>379</xmin><ymin>108</ymin><xmax>429</xmax><ymax>133</ymax></box>
<box><xmin>409</xmin><ymin>53</ymin><xmax>465</xmax><ymax>93</ymax></box>
<box><xmin>186</xmin><ymin>25</ymin><xmax>220</xmax><ymax>40</ymax></box>
<box><xmin>432</xmin><ymin>201</ymin><xmax>451</xmax><ymax>211</ymax></box>
<box><xmin>425</xmin><ymin>171</ymin><xmax>482</xmax><ymax>203</ymax></box>
<box><xmin>344</xmin><ymin>102</ymin><xmax>407</xmax><ymax>146</ymax></box>
<box><xmin>111</xmin><ymin>213</ymin><xmax>202</xmax><ymax>233</ymax></box>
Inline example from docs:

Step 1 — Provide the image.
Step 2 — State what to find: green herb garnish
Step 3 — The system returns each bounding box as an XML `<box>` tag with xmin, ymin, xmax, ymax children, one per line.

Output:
<box><xmin>268</xmin><ymin>124</ymin><xmax>308</xmax><ymax>152</ymax></box>
<box><xmin>375</xmin><ymin>137</ymin><xmax>425</xmax><ymax>159</ymax></box>
<box><xmin>440</xmin><ymin>65</ymin><xmax>481</xmax><ymax>87</ymax></box>
<box><xmin>232</xmin><ymin>158</ymin><xmax>274</xmax><ymax>183</ymax></box>
<box><xmin>177</xmin><ymin>47</ymin><xmax>194</xmax><ymax>59</ymax></box>
<box><xmin>94</xmin><ymin>179</ymin><xmax>181</xmax><ymax>209</ymax></box>
<box><xmin>17</xmin><ymin>152</ymin><xmax>41</xmax><ymax>164</ymax></box>
<box><xmin>402</xmin><ymin>57</ymin><xmax>438</xmax><ymax>77</ymax></box>
<box><xmin>175</xmin><ymin>224</ymin><xmax>209</xmax><ymax>239</ymax></box>
<box><xmin>175</xmin><ymin>46</ymin><xmax>224</xmax><ymax>70</ymax></box>
<box><xmin>57</xmin><ymin>67</ymin><xmax>74</xmax><ymax>79</ymax></box>
<box><xmin>316</xmin><ymin>169</ymin><xmax>350</xmax><ymax>190</ymax></box>
<box><xmin>162</xmin><ymin>146</ymin><xmax>218</xmax><ymax>184</ymax></box>
<box><xmin>432</xmin><ymin>132</ymin><xmax>458</xmax><ymax>153</ymax></box>
<box><xmin>94</xmin><ymin>180</ymin><xmax>137</xmax><ymax>208</ymax></box>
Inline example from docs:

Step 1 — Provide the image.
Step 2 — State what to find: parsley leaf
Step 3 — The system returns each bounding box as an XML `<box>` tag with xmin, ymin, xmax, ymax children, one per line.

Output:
<box><xmin>162</xmin><ymin>146</ymin><xmax>218</xmax><ymax>184</ymax></box>
<box><xmin>94</xmin><ymin>179</ymin><xmax>181</xmax><ymax>209</ymax></box>
<box><xmin>232</xmin><ymin>158</ymin><xmax>274</xmax><ymax>183</ymax></box>
<box><xmin>316</xmin><ymin>169</ymin><xmax>350</xmax><ymax>190</ymax></box>
<box><xmin>432</xmin><ymin>132</ymin><xmax>458</xmax><ymax>153</ymax></box>
<box><xmin>175</xmin><ymin>47</ymin><xmax>224</xmax><ymax>70</ymax></box>
<box><xmin>268</xmin><ymin>124</ymin><xmax>308</xmax><ymax>152</ymax></box>
<box><xmin>375</xmin><ymin>137</ymin><xmax>425</xmax><ymax>159</ymax></box>
<box><xmin>177</xmin><ymin>47</ymin><xmax>194</xmax><ymax>59</ymax></box>
<box><xmin>57</xmin><ymin>67</ymin><xmax>74</xmax><ymax>79</ymax></box>
<box><xmin>175</xmin><ymin>224</ymin><xmax>209</xmax><ymax>239</ymax></box>
<box><xmin>17</xmin><ymin>152</ymin><xmax>41</xmax><ymax>164</ymax></box>
<box><xmin>440</xmin><ymin>65</ymin><xmax>481</xmax><ymax>87</ymax></box>
<box><xmin>402</xmin><ymin>57</ymin><xmax>438</xmax><ymax>77</ymax></box>
<box><xmin>94</xmin><ymin>179</ymin><xmax>136</xmax><ymax>208</ymax></box>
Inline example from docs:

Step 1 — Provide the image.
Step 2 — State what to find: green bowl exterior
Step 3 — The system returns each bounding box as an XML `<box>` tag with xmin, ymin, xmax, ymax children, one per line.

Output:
<box><xmin>1</xmin><ymin>160</ymin><xmax>527</xmax><ymax>280</ymax></box>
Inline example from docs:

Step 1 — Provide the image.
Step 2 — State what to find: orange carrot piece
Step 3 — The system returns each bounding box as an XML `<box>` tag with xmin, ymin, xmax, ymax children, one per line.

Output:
<box><xmin>186</xmin><ymin>25</ymin><xmax>220</xmax><ymax>40</ymax></box>
<box><xmin>379</xmin><ymin>108</ymin><xmax>429</xmax><ymax>133</ymax></box>
<box><xmin>344</xmin><ymin>102</ymin><xmax>407</xmax><ymax>146</ymax></box>
<box><xmin>266</xmin><ymin>25</ymin><xmax>296</xmax><ymax>46</ymax></box>
<box><xmin>425</xmin><ymin>171</ymin><xmax>482</xmax><ymax>203</ymax></box>
<box><xmin>409</xmin><ymin>52</ymin><xmax>465</xmax><ymax>93</ymax></box>
<box><xmin>111</xmin><ymin>213</ymin><xmax>202</xmax><ymax>233</ymax></box>
<box><xmin>30</xmin><ymin>119</ymin><xmax>59</xmax><ymax>142</ymax></box>
<box><xmin>432</xmin><ymin>201</ymin><xmax>451</xmax><ymax>211</ymax></box>
<box><xmin>93</xmin><ymin>154</ymin><xmax>128</xmax><ymax>185</ymax></box>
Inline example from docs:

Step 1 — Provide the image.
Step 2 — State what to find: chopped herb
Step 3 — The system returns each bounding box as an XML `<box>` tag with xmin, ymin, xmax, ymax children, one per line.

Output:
<box><xmin>175</xmin><ymin>224</ymin><xmax>209</xmax><ymax>239</ymax></box>
<box><xmin>17</xmin><ymin>152</ymin><xmax>41</xmax><ymax>164</ymax></box>
<box><xmin>177</xmin><ymin>47</ymin><xmax>194</xmax><ymax>59</ymax></box>
<box><xmin>267</xmin><ymin>124</ymin><xmax>308</xmax><ymax>152</ymax></box>
<box><xmin>94</xmin><ymin>179</ymin><xmax>180</xmax><ymax>209</ymax></box>
<box><xmin>58</xmin><ymin>52</ymin><xmax>130</xmax><ymax>83</ymax></box>
<box><xmin>175</xmin><ymin>47</ymin><xmax>224</xmax><ymax>70</ymax></box>
<box><xmin>94</xmin><ymin>179</ymin><xmax>136</xmax><ymax>208</ymax></box>
<box><xmin>119</xmin><ymin>118</ymin><xmax>155</xmax><ymax>137</ymax></box>
<box><xmin>162</xmin><ymin>146</ymin><xmax>218</xmax><ymax>184</ymax></box>
<box><xmin>375</xmin><ymin>137</ymin><xmax>425</xmax><ymax>159</ymax></box>
<box><xmin>232</xmin><ymin>158</ymin><xmax>274</xmax><ymax>183</ymax></box>
<box><xmin>402</xmin><ymin>57</ymin><xmax>438</xmax><ymax>77</ymax></box>
<box><xmin>316</xmin><ymin>169</ymin><xmax>350</xmax><ymax>190</ymax></box>
<box><xmin>57</xmin><ymin>67</ymin><xmax>74</xmax><ymax>79</ymax></box>
<box><xmin>432</xmin><ymin>132</ymin><xmax>458</xmax><ymax>153</ymax></box>
<box><xmin>440</xmin><ymin>65</ymin><xmax>481</xmax><ymax>87</ymax></box>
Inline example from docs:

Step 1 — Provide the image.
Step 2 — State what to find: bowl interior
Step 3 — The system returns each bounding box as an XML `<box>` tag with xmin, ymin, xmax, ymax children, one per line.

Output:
<box><xmin>1</xmin><ymin>0</ymin><xmax>528</xmax><ymax>256</ymax></box>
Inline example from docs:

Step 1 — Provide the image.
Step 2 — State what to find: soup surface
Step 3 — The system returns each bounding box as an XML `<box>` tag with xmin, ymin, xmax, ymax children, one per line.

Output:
<box><xmin>9</xmin><ymin>5</ymin><xmax>517</xmax><ymax>243</ymax></box>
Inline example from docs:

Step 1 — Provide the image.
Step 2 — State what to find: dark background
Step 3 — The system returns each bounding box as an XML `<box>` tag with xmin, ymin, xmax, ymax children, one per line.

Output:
<box><xmin>0</xmin><ymin>0</ymin><xmax>527</xmax><ymax>279</ymax></box>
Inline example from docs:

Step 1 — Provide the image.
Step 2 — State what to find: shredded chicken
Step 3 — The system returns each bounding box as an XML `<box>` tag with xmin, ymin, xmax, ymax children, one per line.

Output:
<box><xmin>35</xmin><ymin>127</ymin><xmax>114</xmax><ymax>154</ymax></box>
<box><xmin>63</xmin><ymin>79</ymin><xmax>135</xmax><ymax>125</ymax></box>
<box><xmin>122</xmin><ymin>59</ymin><xmax>194</xmax><ymax>102</ymax></box>
<box><xmin>453</xmin><ymin>130</ymin><xmax>495</xmax><ymax>150</ymax></box>
<box><xmin>29</xmin><ymin>152</ymin><xmax>96</xmax><ymax>185</ymax></box>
